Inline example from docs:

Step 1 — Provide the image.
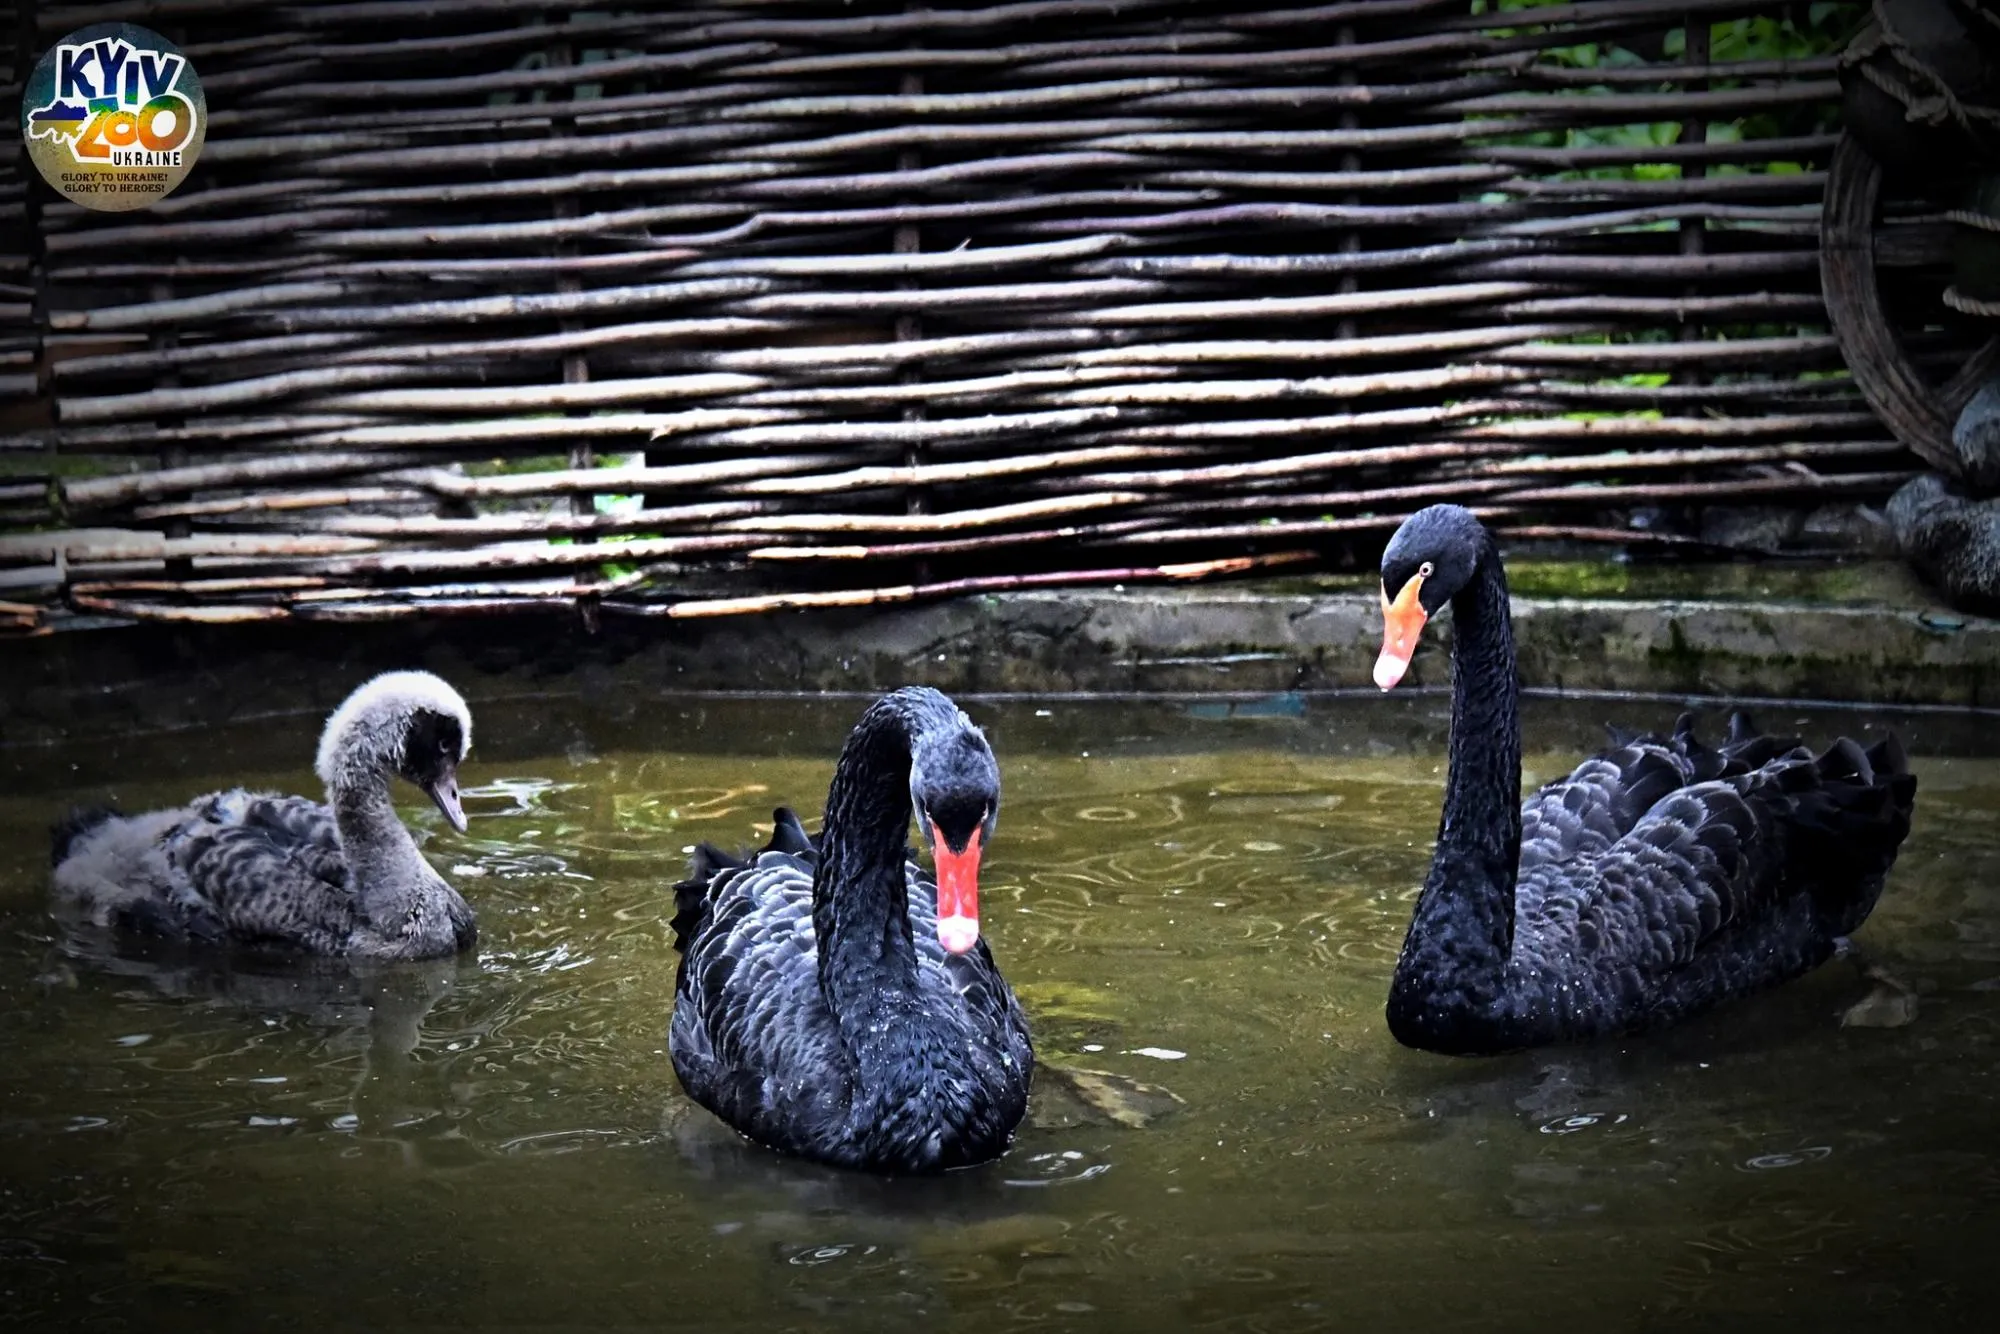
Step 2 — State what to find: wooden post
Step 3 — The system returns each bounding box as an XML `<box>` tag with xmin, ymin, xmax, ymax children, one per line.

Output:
<box><xmin>896</xmin><ymin>42</ymin><xmax>929</xmax><ymax>584</ymax></box>
<box><xmin>1337</xmin><ymin>22</ymin><xmax>1362</xmax><ymax>340</ymax></box>
<box><xmin>551</xmin><ymin>12</ymin><xmax>600</xmax><ymax>632</ymax></box>
<box><xmin>17</xmin><ymin>0</ymin><xmax>54</xmax><ymax>545</ymax></box>
<box><xmin>1679</xmin><ymin>14</ymin><xmax>1710</xmax><ymax>347</ymax></box>
<box><xmin>151</xmin><ymin>278</ymin><xmax>194</xmax><ymax>580</ymax></box>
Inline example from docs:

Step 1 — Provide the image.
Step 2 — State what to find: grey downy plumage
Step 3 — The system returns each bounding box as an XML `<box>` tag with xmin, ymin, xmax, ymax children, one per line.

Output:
<box><xmin>50</xmin><ymin>670</ymin><xmax>479</xmax><ymax>961</ymax></box>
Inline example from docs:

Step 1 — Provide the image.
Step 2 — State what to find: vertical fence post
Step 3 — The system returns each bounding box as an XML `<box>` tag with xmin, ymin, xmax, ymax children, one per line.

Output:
<box><xmin>17</xmin><ymin>0</ymin><xmax>56</xmax><ymax>551</ymax></box>
<box><xmin>1336</xmin><ymin>22</ymin><xmax>1360</xmax><ymax>340</ymax></box>
<box><xmin>549</xmin><ymin>10</ymin><xmax>599</xmax><ymax>631</ymax></box>
<box><xmin>152</xmin><ymin>278</ymin><xmax>192</xmax><ymax>579</ymax></box>
<box><xmin>896</xmin><ymin>47</ymin><xmax>928</xmax><ymax>583</ymax></box>
<box><xmin>1679</xmin><ymin>12</ymin><xmax>1710</xmax><ymax>349</ymax></box>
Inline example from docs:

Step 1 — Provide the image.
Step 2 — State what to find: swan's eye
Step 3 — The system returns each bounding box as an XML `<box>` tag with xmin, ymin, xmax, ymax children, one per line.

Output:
<box><xmin>1418</xmin><ymin>561</ymin><xmax>1434</xmax><ymax>579</ymax></box>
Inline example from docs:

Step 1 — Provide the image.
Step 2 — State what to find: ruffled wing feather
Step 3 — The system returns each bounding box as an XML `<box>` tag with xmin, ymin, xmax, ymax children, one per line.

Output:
<box><xmin>1514</xmin><ymin>715</ymin><xmax>1916</xmax><ymax>986</ymax></box>
<box><xmin>165</xmin><ymin>791</ymin><xmax>357</xmax><ymax>951</ymax></box>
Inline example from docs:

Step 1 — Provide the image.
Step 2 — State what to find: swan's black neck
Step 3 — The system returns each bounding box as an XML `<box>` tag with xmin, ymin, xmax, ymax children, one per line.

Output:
<box><xmin>1400</xmin><ymin>536</ymin><xmax>1523</xmax><ymax>992</ymax></box>
<box><xmin>811</xmin><ymin>692</ymin><xmax>942</xmax><ymax>1014</ymax></box>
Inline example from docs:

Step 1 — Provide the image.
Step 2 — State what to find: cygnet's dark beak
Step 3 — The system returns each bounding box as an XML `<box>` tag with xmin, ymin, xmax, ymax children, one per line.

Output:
<box><xmin>425</xmin><ymin>763</ymin><xmax>468</xmax><ymax>834</ymax></box>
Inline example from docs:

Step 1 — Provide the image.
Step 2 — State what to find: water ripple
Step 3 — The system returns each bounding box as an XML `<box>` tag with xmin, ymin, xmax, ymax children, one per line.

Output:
<box><xmin>1538</xmin><ymin>1112</ymin><xmax>1629</xmax><ymax>1136</ymax></box>
<box><xmin>1002</xmin><ymin>1149</ymin><xmax>1114</xmax><ymax>1188</ymax></box>
<box><xmin>786</xmin><ymin>1242</ymin><xmax>879</xmax><ymax>1267</ymax></box>
<box><xmin>1738</xmin><ymin>1146</ymin><xmax>1834</xmax><ymax>1172</ymax></box>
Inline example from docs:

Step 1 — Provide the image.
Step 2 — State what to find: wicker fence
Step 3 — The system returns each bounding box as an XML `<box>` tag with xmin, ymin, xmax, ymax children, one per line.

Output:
<box><xmin>0</xmin><ymin>0</ymin><xmax>1955</xmax><ymax>631</ymax></box>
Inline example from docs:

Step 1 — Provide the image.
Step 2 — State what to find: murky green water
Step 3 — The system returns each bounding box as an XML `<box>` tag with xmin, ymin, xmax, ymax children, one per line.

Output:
<box><xmin>3</xmin><ymin>692</ymin><xmax>1998</xmax><ymax>1332</ymax></box>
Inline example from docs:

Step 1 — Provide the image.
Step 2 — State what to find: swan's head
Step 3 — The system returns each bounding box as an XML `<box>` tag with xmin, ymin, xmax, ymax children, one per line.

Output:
<box><xmin>314</xmin><ymin>671</ymin><xmax>474</xmax><ymax>832</ymax></box>
<box><xmin>1375</xmin><ymin>504</ymin><xmax>1490</xmax><ymax>691</ymax></box>
<box><xmin>908</xmin><ymin>702</ymin><xmax>1001</xmax><ymax>957</ymax></box>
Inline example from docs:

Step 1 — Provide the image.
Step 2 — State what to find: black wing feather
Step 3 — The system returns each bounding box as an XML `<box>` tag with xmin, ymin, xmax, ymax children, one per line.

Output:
<box><xmin>1505</xmin><ymin>715</ymin><xmax>1916</xmax><ymax>1038</ymax></box>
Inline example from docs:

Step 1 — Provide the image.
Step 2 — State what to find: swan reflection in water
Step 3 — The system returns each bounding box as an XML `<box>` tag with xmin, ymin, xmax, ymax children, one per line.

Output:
<box><xmin>43</xmin><ymin>918</ymin><xmax>476</xmax><ymax>1164</ymax></box>
<box><xmin>653</xmin><ymin>1078</ymin><xmax>1115</xmax><ymax>1283</ymax></box>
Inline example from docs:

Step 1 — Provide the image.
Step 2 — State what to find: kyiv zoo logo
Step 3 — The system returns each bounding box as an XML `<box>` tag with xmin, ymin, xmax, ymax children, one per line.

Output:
<box><xmin>21</xmin><ymin>24</ymin><xmax>206</xmax><ymax>211</ymax></box>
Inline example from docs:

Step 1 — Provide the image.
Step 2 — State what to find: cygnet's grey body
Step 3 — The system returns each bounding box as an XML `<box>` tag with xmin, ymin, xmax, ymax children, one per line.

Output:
<box><xmin>50</xmin><ymin>671</ymin><xmax>478</xmax><ymax>960</ymax></box>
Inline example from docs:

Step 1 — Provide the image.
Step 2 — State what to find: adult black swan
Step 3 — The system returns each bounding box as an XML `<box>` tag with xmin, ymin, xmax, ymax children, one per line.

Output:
<box><xmin>50</xmin><ymin>670</ymin><xmax>477</xmax><ymax>961</ymax></box>
<box><xmin>1371</xmin><ymin>505</ymin><xmax>1917</xmax><ymax>1055</ymax></box>
<box><xmin>668</xmin><ymin>687</ymin><xmax>1033</xmax><ymax>1174</ymax></box>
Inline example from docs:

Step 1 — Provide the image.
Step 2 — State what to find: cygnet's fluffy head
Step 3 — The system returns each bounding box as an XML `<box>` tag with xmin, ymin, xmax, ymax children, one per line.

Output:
<box><xmin>315</xmin><ymin>671</ymin><xmax>474</xmax><ymax>831</ymax></box>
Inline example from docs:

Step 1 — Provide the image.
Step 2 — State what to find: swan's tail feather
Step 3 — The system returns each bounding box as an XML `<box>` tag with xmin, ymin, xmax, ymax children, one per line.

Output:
<box><xmin>49</xmin><ymin>806</ymin><xmax>119</xmax><ymax>868</ymax></box>
<box><xmin>671</xmin><ymin>808</ymin><xmax>824</xmax><ymax>952</ymax></box>
<box><xmin>1715</xmin><ymin>713</ymin><xmax>1803</xmax><ymax>774</ymax></box>
<box><xmin>1790</xmin><ymin>731</ymin><xmax>1918</xmax><ymax>934</ymax></box>
<box><xmin>1664</xmin><ymin>714</ymin><xmax>1739</xmax><ymax>785</ymax></box>
<box><xmin>1865</xmin><ymin>732</ymin><xmax>1910</xmax><ymax>787</ymax></box>
<box><xmin>671</xmin><ymin>842</ymin><xmax>746</xmax><ymax>954</ymax></box>
<box><xmin>1826</xmin><ymin>736</ymin><xmax>1874</xmax><ymax>785</ymax></box>
<box><xmin>768</xmin><ymin>806</ymin><xmax>815</xmax><ymax>858</ymax></box>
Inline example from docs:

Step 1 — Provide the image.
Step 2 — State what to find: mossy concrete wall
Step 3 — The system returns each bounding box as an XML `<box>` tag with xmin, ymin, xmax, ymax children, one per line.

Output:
<box><xmin>3</xmin><ymin>570</ymin><xmax>1995</xmax><ymax>748</ymax></box>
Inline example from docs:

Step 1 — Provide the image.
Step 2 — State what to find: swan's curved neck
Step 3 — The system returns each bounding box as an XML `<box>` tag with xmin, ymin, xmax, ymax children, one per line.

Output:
<box><xmin>813</xmin><ymin>692</ymin><xmax>995</xmax><ymax>1150</ymax></box>
<box><xmin>812</xmin><ymin>696</ymin><xmax>930</xmax><ymax>1013</ymax></box>
<box><xmin>1412</xmin><ymin>541</ymin><xmax>1522</xmax><ymax>966</ymax></box>
<box><xmin>328</xmin><ymin>771</ymin><xmax>438</xmax><ymax>922</ymax></box>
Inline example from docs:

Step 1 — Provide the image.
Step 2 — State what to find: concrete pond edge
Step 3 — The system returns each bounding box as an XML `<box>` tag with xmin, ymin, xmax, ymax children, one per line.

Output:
<box><xmin>4</xmin><ymin>583</ymin><xmax>1997</xmax><ymax>748</ymax></box>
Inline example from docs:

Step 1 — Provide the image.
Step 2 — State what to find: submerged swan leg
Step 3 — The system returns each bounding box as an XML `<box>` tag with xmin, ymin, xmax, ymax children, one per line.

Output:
<box><xmin>1840</xmin><ymin>949</ymin><xmax>1920</xmax><ymax>1029</ymax></box>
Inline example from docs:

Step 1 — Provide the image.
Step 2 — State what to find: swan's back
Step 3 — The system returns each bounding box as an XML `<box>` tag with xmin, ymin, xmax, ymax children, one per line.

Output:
<box><xmin>1505</xmin><ymin>714</ymin><xmax>1916</xmax><ymax>1036</ymax></box>
<box><xmin>670</xmin><ymin>814</ymin><xmax>846</xmax><ymax>1148</ymax></box>
<box><xmin>669</xmin><ymin>808</ymin><xmax>1032</xmax><ymax>1171</ymax></box>
<box><xmin>51</xmin><ymin>791</ymin><xmax>360</xmax><ymax>951</ymax></box>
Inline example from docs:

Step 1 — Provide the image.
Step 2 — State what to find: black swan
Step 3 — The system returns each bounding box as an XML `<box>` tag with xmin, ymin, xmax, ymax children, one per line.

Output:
<box><xmin>1371</xmin><ymin>505</ymin><xmax>1918</xmax><ymax>1054</ymax></box>
<box><xmin>668</xmin><ymin>686</ymin><xmax>1033</xmax><ymax>1174</ymax></box>
<box><xmin>50</xmin><ymin>670</ymin><xmax>477</xmax><ymax>960</ymax></box>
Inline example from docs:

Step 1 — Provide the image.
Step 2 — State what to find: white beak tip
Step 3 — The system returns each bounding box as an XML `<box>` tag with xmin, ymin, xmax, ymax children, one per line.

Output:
<box><xmin>1373</xmin><ymin>651</ymin><xmax>1411</xmax><ymax>691</ymax></box>
<box><xmin>938</xmin><ymin>915</ymin><xmax>980</xmax><ymax>955</ymax></box>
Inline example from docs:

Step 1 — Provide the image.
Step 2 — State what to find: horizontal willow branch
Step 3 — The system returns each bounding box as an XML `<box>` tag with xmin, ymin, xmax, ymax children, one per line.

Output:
<box><xmin>1493</xmin><ymin>471</ymin><xmax>1916</xmax><ymax>504</ymax></box>
<box><xmin>630</xmin><ymin>552</ymin><xmax>1321</xmax><ymax>620</ymax></box>
<box><xmin>62</xmin><ymin>451</ymin><xmax>431</xmax><ymax>511</ymax></box>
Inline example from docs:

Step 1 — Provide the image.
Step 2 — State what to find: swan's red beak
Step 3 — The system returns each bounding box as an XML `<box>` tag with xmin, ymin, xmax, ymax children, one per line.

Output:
<box><xmin>932</xmin><ymin>831</ymin><xmax>983</xmax><ymax>955</ymax></box>
<box><xmin>1375</xmin><ymin>571</ymin><xmax>1428</xmax><ymax>691</ymax></box>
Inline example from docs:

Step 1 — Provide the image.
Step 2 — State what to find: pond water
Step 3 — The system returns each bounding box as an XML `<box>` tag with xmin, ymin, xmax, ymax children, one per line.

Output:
<box><xmin>2</xmin><ymin>691</ymin><xmax>1998</xmax><ymax>1332</ymax></box>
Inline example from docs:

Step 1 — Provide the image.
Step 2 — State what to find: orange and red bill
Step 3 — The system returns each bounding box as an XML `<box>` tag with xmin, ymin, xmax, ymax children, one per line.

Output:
<box><xmin>1374</xmin><ymin>570</ymin><xmax>1429</xmax><ymax>691</ymax></box>
<box><xmin>933</xmin><ymin>834</ymin><xmax>983</xmax><ymax>954</ymax></box>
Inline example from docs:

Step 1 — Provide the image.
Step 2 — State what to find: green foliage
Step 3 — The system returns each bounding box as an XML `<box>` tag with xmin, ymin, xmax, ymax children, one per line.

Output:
<box><xmin>1705</xmin><ymin>7</ymin><xmax>1864</xmax><ymax>61</ymax></box>
<box><xmin>1472</xmin><ymin>3</ymin><xmax>1866</xmax><ymax>178</ymax></box>
<box><xmin>1462</xmin><ymin>3</ymin><xmax>1865</xmax><ymax>367</ymax></box>
<box><xmin>463</xmin><ymin>453</ymin><xmax>567</xmax><ymax>478</ymax></box>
